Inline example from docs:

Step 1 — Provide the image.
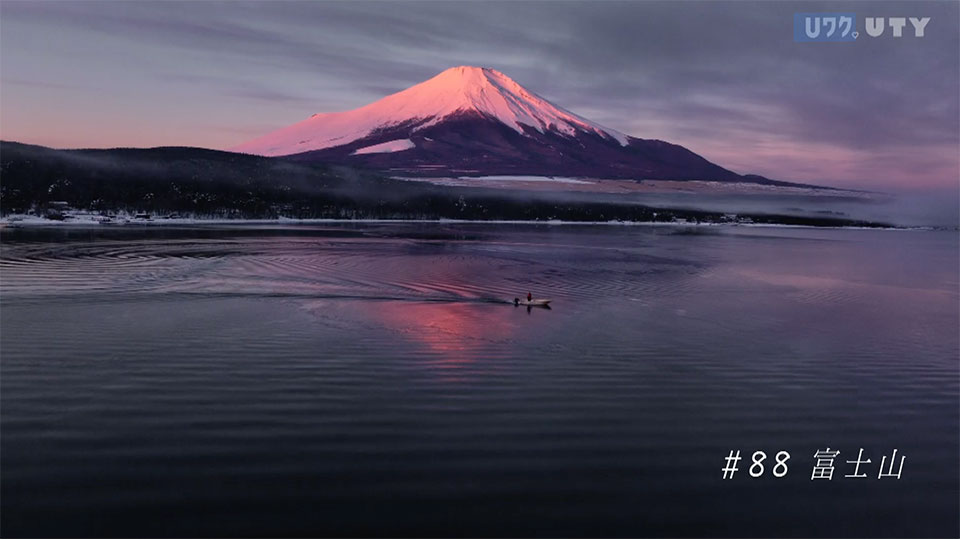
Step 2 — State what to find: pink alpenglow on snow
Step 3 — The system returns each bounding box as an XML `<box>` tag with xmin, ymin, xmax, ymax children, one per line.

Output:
<box><xmin>351</xmin><ymin>138</ymin><xmax>417</xmax><ymax>155</ymax></box>
<box><xmin>230</xmin><ymin>66</ymin><xmax>802</xmax><ymax>185</ymax></box>
<box><xmin>230</xmin><ymin>66</ymin><xmax>628</xmax><ymax>157</ymax></box>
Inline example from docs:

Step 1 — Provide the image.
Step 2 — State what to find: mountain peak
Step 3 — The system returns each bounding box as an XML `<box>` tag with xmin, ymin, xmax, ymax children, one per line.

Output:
<box><xmin>434</xmin><ymin>65</ymin><xmax>517</xmax><ymax>83</ymax></box>
<box><xmin>231</xmin><ymin>66</ymin><xmax>628</xmax><ymax>156</ymax></box>
<box><xmin>442</xmin><ymin>65</ymin><xmax>497</xmax><ymax>74</ymax></box>
<box><xmin>418</xmin><ymin>66</ymin><xmax>540</xmax><ymax>108</ymax></box>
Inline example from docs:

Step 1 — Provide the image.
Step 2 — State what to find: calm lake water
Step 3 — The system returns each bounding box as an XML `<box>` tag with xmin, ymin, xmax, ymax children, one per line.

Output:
<box><xmin>1</xmin><ymin>223</ymin><xmax>957</xmax><ymax>537</ymax></box>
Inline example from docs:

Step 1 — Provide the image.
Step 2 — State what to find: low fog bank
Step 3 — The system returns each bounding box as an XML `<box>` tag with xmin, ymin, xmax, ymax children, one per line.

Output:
<box><xmin>628</xmin><ymin>191</ymin><xmax>959</xmax><ymax>229</ymax></box>
<box><xmin>2</xmin><ymin>141</ymin><xmax>946</xmax><ymax>228</ymax></box>
<box><xmin>460</xmin><ymin>184</ymin><xmax>959</xmax><ymax>229</ymax></box>
<box><xmin>867</xmin><ymin>189</ymin><xmax>959</xmax><ymax>228</ymax></box>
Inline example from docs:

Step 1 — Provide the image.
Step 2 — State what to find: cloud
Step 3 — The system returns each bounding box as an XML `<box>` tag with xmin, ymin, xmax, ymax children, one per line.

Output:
<box><xmin>0</xmin><ymin>0</ymin><xmax>956</xmax><ymax>189</ymax></box>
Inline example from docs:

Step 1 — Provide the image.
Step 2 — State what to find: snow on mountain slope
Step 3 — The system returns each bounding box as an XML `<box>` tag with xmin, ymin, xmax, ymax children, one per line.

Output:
<box><xmin>231</xmin><ymin>66</ymin><xmax>628</xmax><ymax>157</ymax></box>
<box><xmin>351</xmin><ymin>138</ymin><xmax>416</xmax><ymax>155</ymax></box>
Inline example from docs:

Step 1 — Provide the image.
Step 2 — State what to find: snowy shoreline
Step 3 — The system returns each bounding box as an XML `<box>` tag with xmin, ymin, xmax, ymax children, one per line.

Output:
<box><xmin>0</xmin><ymin>213</ymin><xmax>920</xmax><ymax>231</ymax></box>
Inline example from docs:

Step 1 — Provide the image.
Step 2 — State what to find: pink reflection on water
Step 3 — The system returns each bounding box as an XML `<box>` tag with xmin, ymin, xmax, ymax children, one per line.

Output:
<box><xmin>373</xmin><ymin>301</ymin><xmax>518</xmax><ymax>382</ymax></box>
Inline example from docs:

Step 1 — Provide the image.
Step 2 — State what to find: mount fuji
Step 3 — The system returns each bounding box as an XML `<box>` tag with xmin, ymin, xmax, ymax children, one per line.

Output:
<box><xmin>232</xmin><ymin>66</ymin><xmax>785</xmax><ymax>184</ymax></box>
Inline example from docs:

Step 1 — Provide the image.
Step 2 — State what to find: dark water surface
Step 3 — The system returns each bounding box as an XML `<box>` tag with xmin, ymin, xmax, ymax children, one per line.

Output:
<box><xmin>1</xmin><ymin>223</ymin><xmax>957</xmax><ymax>537</ymax></box>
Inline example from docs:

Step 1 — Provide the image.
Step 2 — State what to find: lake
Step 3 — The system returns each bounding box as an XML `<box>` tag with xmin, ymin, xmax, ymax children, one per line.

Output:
<box><xmin>1</xmin><ymin>223</ymin><xmax>957</xmax><ymax>537</ymax></box>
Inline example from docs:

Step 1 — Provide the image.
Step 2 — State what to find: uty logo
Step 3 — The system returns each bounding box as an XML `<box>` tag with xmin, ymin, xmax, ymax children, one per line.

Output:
<box><xmin>794</xmin><ymin>13</ymin><xmax>931</xmax><ymax>42</ymax></box>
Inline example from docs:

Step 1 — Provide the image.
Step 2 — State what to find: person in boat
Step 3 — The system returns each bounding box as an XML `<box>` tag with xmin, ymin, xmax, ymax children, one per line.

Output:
<box><xmin>514</xmin><ymin>293</ymin><xmax>534</xmax><ymax>306</ymax></box>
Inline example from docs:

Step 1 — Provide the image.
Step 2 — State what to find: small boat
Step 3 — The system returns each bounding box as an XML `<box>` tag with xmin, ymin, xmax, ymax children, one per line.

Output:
<box><xmin>514</xmin><ymin>299</ymin><xmax>551</xmax><ymax>307</ymax></box>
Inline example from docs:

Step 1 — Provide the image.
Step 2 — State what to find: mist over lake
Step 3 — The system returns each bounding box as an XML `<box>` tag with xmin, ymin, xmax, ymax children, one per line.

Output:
<box><xmin>2</xmin><ymin>223</ymin><xmax>957</xmax><ymax>537</ymax></box>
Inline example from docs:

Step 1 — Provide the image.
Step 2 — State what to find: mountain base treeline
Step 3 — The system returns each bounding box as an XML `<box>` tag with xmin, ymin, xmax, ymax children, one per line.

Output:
<box><xmin>0</xmin><ymin>142</ymin><xmax>888</xmax><ymax>228</ymax></box>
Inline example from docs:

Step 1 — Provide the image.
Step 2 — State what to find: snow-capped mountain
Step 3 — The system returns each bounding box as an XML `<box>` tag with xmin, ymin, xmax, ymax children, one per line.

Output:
<box><xmin>232</xmin><ymin>66</ymin><xmax>778</xmax><ymax>183</ymax></box>
<box><xmin>233</xmin><ymin>66</ymin><xmax>627</xmax><ymax>155</ymax></box>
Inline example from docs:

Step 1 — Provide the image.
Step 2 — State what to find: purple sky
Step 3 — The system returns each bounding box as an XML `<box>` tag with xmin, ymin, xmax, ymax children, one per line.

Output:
<box><xmin>1</xmin><ymin>1</ymin><xmax>957</xmax><ymax>191</ymax></box>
